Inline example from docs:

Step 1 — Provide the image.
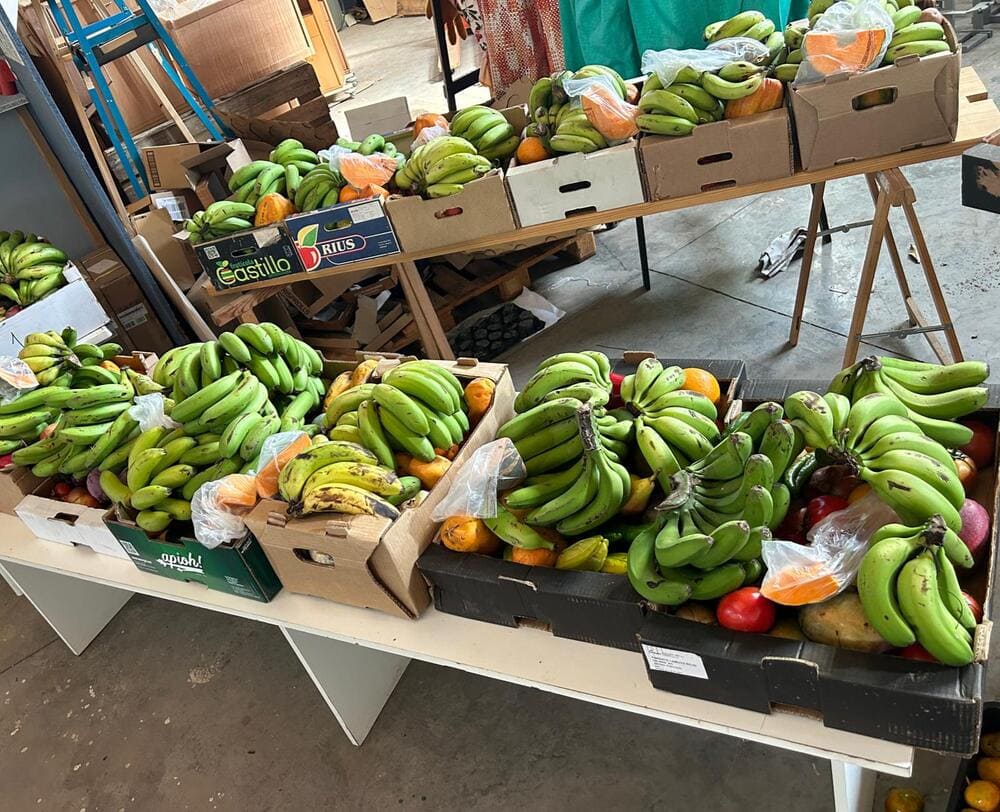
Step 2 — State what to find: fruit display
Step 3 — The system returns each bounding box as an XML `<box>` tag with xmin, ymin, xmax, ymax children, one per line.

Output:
<box><xmin>0</xmin><ymin>230</ymin><xmax>69</xmax><ymax>309</ymax></box>
<box><xmin>829</xmin><ymin>355</ymin><xmax>989</xmax><ymax>447</ymax></box>
<box><xmin>446</xmin><ymin>106</ymin><xmax>520</xmax><ymax>162</ymax></box>
<box><xmin>393</xmin><ymin>136</ymin><xmax>492</xmax><ymax>199</ymax></box>
<box><xmin>270</xmin><ymin>360</ymin><xmax>493</xmax><ymax>521</ymax></box>
<box><xmin>183</xmin><ymin>201</ymin><xmax>258</xmax><ymax>244</ymax></box>
<box><xmin>526</xmin><ymin>65</ymin><xmax>628</xmax><ymax>155</ymax></box>
<box><xmin>335</xmin><ymin>133</ymin><xmax>402</xmax><ymax>161</ymax></box>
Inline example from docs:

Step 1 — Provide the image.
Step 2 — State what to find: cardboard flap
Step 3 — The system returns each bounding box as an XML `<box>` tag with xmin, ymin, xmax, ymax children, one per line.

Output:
<box><xmin>259</xmin><ymin>506</ymin><xmax>389</xmax><ymax>564</ymax></box>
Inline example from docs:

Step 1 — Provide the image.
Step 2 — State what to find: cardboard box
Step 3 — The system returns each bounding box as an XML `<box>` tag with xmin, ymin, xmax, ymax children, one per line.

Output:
<box><xmin>106</xmin><ymin>512</ymin><xmax>282</xmax><ymax>602</ymax></box>
<box><xmin>246</xmin><ymin>357</ymin><xmax>514</xmax><ymax>618</ymax></box>
<box><xmin>131</xmin><ymin>209</ymin><xmax>202</xmax><ymax>291</ymax></box>
<box><xmin>140</xmin><ymin>139</ymin><xmax>256</xmax><ymax>193</ymax></box>
<box><xmin>789</xmin><ymin>26</ymin><xmax>960</xmax><ymax>170</ymax></box>
<box><xmin>0</xmin><ymin>265</ymin><xmax>108</xmax><ymax>348</ymax></box>
<box><xmin>637</xmin><ymin>377</ymin><xmax>1000</xmax><ymax>755</ymax></box>
<box><xmin>640</xmin><ymin>107</ymin><xmax>794</xmax><ymax>201</ymax></box>
<box><xmin>86</xmin><ymin>258</ymin><xmax>173</xmax><ymax>355</ymax></box>
<box><xmin>417</xmin><ymin>356</ymin><xmax>745</xmax><ymax>649</ymax></box>
<box><xmin>339</xmin><ymin>96</ymin><xmax>411</xmax><ymax>141</ymax></box>
<box><xmin>16</xmin><ymin>490</ymin><xmax>128</xmax><ymax>559</ymax></box>
<box><xmin>164</xmin><ymin>0</ymin><xmax>311</xmax><ymax>101</ymax></box>
<box><xmin>193</xmin><ymin>226</ymin><xmax>304</xmax><ymax>291</ymax></box>
<box><xmin>505</xmin><ymin>141</ymin><xmax>646</xmax><ymax>227</ymax></box>
<box><xmin>386</xmin><ymin>172</ymin><xmax>518</xmax><ymax>253</ymax></box>
<box><xmin>0</xmin><ymin>465</ymin><xmax>45</xmax><ymax>515</ymax></box>
<box><xmin>962</xmin><ymin>133</ymin><xmax>1000</xmax><ymax>214</ymax></box>
<box><xmin>285</xmin><ymin>198</ymin><xmax>400</xmax><ymax>275</ymax></box>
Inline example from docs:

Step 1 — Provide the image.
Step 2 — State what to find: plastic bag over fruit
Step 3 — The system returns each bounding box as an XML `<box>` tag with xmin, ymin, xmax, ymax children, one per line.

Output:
<box><xmin>191</xmin><ymin>474</ymin><xmax>258</xmax><ymax>549</ymax></box>
<box><xmin>129</xmin><ymin>393</ymin><xmax>180</xmax><ymax>431</ymax></box>
<box><xmin>430</xmin><ymin>439</ymin><xmax>526</xmax><ymax>521</ymax></box>
<box><xmin>411</xmin><ymin>124</ymin><xmax>450</xmax><ymax>149</ymax></box>
<box><xmin>640</xmin><ymin>38</ymin><xmax>770</xmax><ymax>88</ymax></box>
<box><xmin>252</xmin><ymin>431</ymin><xmax>312</xmax><ymax>498</ymax></box>
<box><xmin>0</xmin><ymin>357</ymin><xmax>38</xmax><ymax>405</ymax></box>
<box><xmin>795</xmin><ymin>0</ymin><xmax>893</xmax><ymax>86</ymax></box>
<box><xmin>338</xmin><ymin>153</ymin><xmax>398</xmax><ymax>190</ymax></box>
<box><xmin>760</xmin><ymin>492</ymin><xmax>899</xmax><ymax>605</ymax></box>
<box><xmin>562</xmin><ymin>75</ymin><xmax>639</xmax><ymax>144</ymax></box>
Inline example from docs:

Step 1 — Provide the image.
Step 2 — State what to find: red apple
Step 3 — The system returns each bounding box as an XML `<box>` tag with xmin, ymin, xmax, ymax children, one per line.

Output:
<box><xmin>898</xmin><ymin>643</ymin><xmax>937</xmax><ymax>663</ymax></box>
<box><xmin>716</xmin><ymin>587</ymin><xmax>777</xmax><ymax>633</ymax></box>
<box><xmin>806</xmin><ymin>495</ymin><xmax>849</xmax><ymax>529</ymax></box>
<box><xmin>961</xmin><ymin>420</ymin><xmax>995</xmax><ymax>469</ymax></box>
<box><xmin>775</xmin><ymin>504</ymin><xmax>807</xmax><ymax>543</ymax></box>
<box><xmin>65</xmin><ymin>486</ymin><xmax>88</xmax><ymax>504</ymax></box>
<box><xmin>5</xmin><ymin>306</ymin><xmax>20</xmax><ymax>316</ymax></box>
<box><xmin>959</xmin><ymin>499</ymin><xmax>991</xmax><ymax>562</ymax></box>
<box><xmin>0</xmin><ymin>453</ymin><xmax>12</xmax><ymax>468</ymax></box>
<box><xmin>952</xmin><ymin>451</ymin><xmax>978</xmax><ymax>493</ymax></box>
<box><xmin>963</xmin><ymin>591</ymin><xmax>984</xmax><ymax>624</ymax></box>
<box><xmin>52</xmin><ymin>481</ymin><xmax>72</xmax><ymax>498</ymax></box>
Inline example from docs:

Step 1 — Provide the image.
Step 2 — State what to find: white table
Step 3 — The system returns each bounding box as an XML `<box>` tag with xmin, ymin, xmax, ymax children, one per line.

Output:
<box><xmin>0</xmin><ymin>519</ymin><xmax>912</xmax><ymax>811</ymax></box>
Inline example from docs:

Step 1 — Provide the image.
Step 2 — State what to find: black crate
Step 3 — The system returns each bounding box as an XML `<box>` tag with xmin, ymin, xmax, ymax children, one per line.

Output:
<box><xmin>947</xmin><ymin>703</ymin><xmax>1000</xmax><ymax>811</ymax></box>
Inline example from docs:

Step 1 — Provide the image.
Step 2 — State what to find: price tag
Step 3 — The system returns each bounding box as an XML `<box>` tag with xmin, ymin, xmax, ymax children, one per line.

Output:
<box><xmin>641</xmin><ymin>644</ymin><xmax>708</xmax><ymax>679</ymax></box>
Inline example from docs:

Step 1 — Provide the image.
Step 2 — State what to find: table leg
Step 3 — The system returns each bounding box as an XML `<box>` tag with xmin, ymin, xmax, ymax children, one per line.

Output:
<box><xmin>843</xmin><ymin>187</ymin><xmax>892</xmax><ymax>367</ymax></box>
<box><xmin>789</xmin><ymin>181</ymin><xmax>826</xmax><ymax>345</ymax></box>
<box><xmin>864</xmin><ymin>174</ymin><xmax>916</xmax><ymax>326</ymax></box>
<box><xmin>636</xmin><ymin>217</ymin><xmax>651</xmax><ymax>291</ymax></box>
<box><xmin>830</xmin><ymin>760</ymin><xmax>877</xmax><ymax>812</ymax></box>
<box><xmin>395</xmin><ymin>261</ymin><xmax>455</xmax><ymax>360</ymax></box>
<box><xmin>280</xmin><ymin>626</ymin><xmax>410</xmax><ymax>746</ymax></box>
<box><xmin>1</xmin><ymin>560</ymin><xmax>132</xmax><ymax>655</ymax></box>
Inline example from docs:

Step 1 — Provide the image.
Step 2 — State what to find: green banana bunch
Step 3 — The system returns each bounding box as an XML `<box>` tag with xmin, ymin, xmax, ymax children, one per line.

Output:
<box><xmin>394</xmin><ymin>136</ymin><xmax>490</xmax><ymax>199</ymax></box>
<box><xmin>293</xmin><ymin>164</ymin><xmax>345</xmax><ymax>212</ymax></box>
<box><xmin>268</xmin><ymin>139</ymin><xmax>320</xmax><ymax>173</ymax></box>
<box><xmin>449</xmin><ymin>106</ymin><xmax>521</xmax><ymax>162</ymax></box>
<box><xmin>0</xmin><ymin>232</ymin><xmax>69</xmax><ymax>305</ymax></box>
<box><xmin>883</xmin><ymin>16</ymin><xmax>952</xmax><ymax>64</ymax></box>
<box><xmin>828</xmin><ymin>356</ymin><xmax>988</xmax><ymax>447</ymax></box>
<box><xmin>857</xmin><ymin>516</ymin><xmax>976</xmax><ymax>666</ymax></box>
<box><xmin>184</xmin><ymin>200</ymin><xmax>257</xmax><ymax>245</ymax></box>
<box><xmin>704</xmin><ymin>10</ymin><xmax>766</xmax><ymax>42</ymax></box>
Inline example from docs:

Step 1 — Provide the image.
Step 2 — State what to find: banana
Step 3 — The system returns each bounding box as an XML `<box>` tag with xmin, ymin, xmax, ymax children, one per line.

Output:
<box><xmin>884</xmin><ymin>40</ymin><xmax>951</xmax><ymax>62</ymax></box>
<box><xmin>357</xmin><ymin>399</ymin><xmax>395</xmax><ymax>469</ymax></box>
<box><xmin>638</xmin><ymin>90</ymin><xmax>699</xmax><ymax>123</ymax></box>
<box><xmin>239</xmin><ymin>414</ymin><xmax>280</xmax><ymax>464</ymax></box>
<box><xmin>636</xmin><ymin>114</ymin><xmax>696</xmax><ymax>137</ymax></box>
<box><xmin>654</xmin><ymin>513</ymin><xmax>714</xmax><ymax>569</ymax></box>
<box><xmin>170</xmin><ymin>370</ymin><xmax>243</xmax><ymax>424</ymax></box>
<box><xmin>718</xmin><ymin>61</ymin><xmax>764</xmax><ymax>82</ymax></box>
<box><xmin>484</xmin><ymin>504</ymin><xmax>555</xmax><ymax>550</ymax></box>
<box><xmin>853</xmin><ymin>414</ymin><xmax>923</xmax><ymax>454</ymax></box>
<box><xmin>880</xmin><ymin>359</ymin><xmax>989</xmax><ymax>394</ymax></box>
<box><xmin>645</xmin><ymin>390</ymin><xmax>718</xmax><ymax>419</ymax></box>
<box><xmin>180</xmin><ymin>441</ymin><xmax>224</xmax><ymax>467</ymax></box>
<box><xmin>289</xmin><ymin>482</ymin><xmax>400</xmax><ymax>520</ymax></box>
<box><xmin>857</xmin><ymin>533</ymin><xmax>921</xmax><ymax>647</ymax></box>
<box><xmin>525</xmin><ymin>453</ymin><xmax>598</xmax><ymax>527</ymax></box>
<box><xmin>744</xmin><ymin>18</ymin><xmax>776</xmax><ymax>41</ymax></box>
<box><xmin>61</xmin><ymin>401</ymin><xmax>131</xmax><ymax>428</ymax></box>
<box><xmin>627</xmin><ymin>524</ymin><xmax>693</xmax><ymax>606</ymax></box>
<box><xmin>877</xmin><ymin>371</ymin><xmax>988</xmax><ymax>420</ymax></box>
<box><xmin>127</xmin><ymin>447</ymin><xmax>168</xmax><ymax>491</ymax></box>
<box><xmin>503</xmin><ymin>461</ymin><xmax>584</xmax><ymax>509</ymax></box>
<box><xmin>709</xmin><ymin>10</ymin><xmax>765</xmax><ymax>41</ymax></box>
<box><xmin>647</xmin><ymin>416</ymin><xmax>714</xmax><ymax>462</ymax></box>
<box><xmin>218</xmin><ymin>331</ymin><xmax>253</xmax><ymax>364</ymax></box>
<box><xmin>935</xmin><ymin>544</ymin><xmax>977</xmax><ymax>630</ymax></box>
<box><xmin>860</xmin><ymin>468</ymin><xmax>962</xmax><ymax>529</ymax></box>
<box><xmin>523</xmin><ymin>433</ymin><xmax>584</xmax><ymax>477</ymax></box>
<box><xmin>277</xmin><ymin>440</ymin><xmax>378</xmax><ymax>502</ymax></box>
<box><xmin>897</xmin><ymin>550</ymin><xmax>974</xmax><ymax>666</ymax></box>
<box><xmin>635</xmin><ymin>366</ymin><xmax>685</xmax><ymax>409</ymax></box>
<box><xmin>382</xmin><ymin>366</ymin><xmax>455</xmax><ymax>415</ymax></box>
<box><xmin>99</xmin><ymin>437</ymin><xmax>139</xmax><ymax>472</ymax></box>
<box><xmin>301</xmin><ymin>461</ymin><xmax>402</xmax><ymax>499</ymax></box>
<box><xmin>908</xmin><ymin>411</ymin><xmax>974</xmax><ymax>449</ymax></box>
<box><xmin>325</xmin><ymin>384</ymin><xmax>376</xmax><ymax>426</ymax></box>
<box><xmin>759</xmin><ymin>420</ymin><xmax>797</xmax><ymax>479</ymax></box>
<box><xmin>548</xmin><ymin>134</ymin><xmax>600</xmax><ymax>153</ymax></box>
<box><xmin>700</xmin><ymin>71</ymin><xmax>763</xmax><ymax>100</ymax></box>
<box><xmin>864</xmin><ymin>449</ymin><xmax>964</xmax><ymax>510</ymax></box>
<box><xmin>514</xmin><ymin>417</ymin><xmax>580</xmax><ymax>461</ymax></box>
<box><xmin>636</xmin><ymin>418</ymin><xmax>684</xmax><ymax>489</ymax></box>
<box><xmin>689</xmin><ymin>432</ymin><xmax>753</xmax><ymax>481</ymax></box>
<box><xmin>889</xmin><ymin>21</ymin><xmax>945</xmax><ymax>48</ymax></box>
<box><xmin>100</xmin><ymin>470</ymin><xmax>132</xmax><ymax>505</ymax></box>
<box><xmin>684</xmin><ymin>561</ymin><xmax>748</xmax><ymax>601</ymax></box>
<box><xmin>197</xmin><ymin>375</ymin><xmax>264</xmax><ymax>430</ymax></box>
<box><xmin>556</xmin><ymin>453</ymin><xmax>626</xmax><ymax>536</ymax></box>
<box><xmin>890</xmin><ymin>5</ymin><xmax>922</xmax><ymax>29</ymax></box>
<box><xmin>372</xmin><ymin>384</ymin><xmax>429</xmax><ymax>436</ymax></box>
<box><xmin>515</xmin><ymin>362</ymin><xmax>601</xmax><ymax>412</ymax></box>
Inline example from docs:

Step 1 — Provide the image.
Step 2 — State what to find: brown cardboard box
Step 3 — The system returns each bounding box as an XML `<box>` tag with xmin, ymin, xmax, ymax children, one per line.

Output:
<box><xmin>164</xmin><ymin>0</ymin><xmax>312</xmax><ymax>100</ymax></box>
<box><xmin>131</xmin><ymin>209</ymin><xmax>202</xmax><ymax>291</ymax></box>
<box><xmin>385</xmin><ymin>172</ymin><xmax>518</xmax><ymax>252</ymax></box>
<box><xmin>640</xmin><ymin>107</ymin><xmax>794</xmax><ymax>201</ymax></box>
<box><xmin>16</xmin><ymin>488</ymin><xmax>129</xmax><ymax>559</ymax></box>
<box><xmin>87</xmin><ymin>259</ymin><xmax>173</xmax><ymax>355</ymax></box>
<box><xmin>790</xmin><ymin>28</ymin><xmax>960</xmax><ymax>170</ymax></box>
<box><xmin>0</xmin><ymin>466</ymin><xmax>45</xmax><ymax>516</ymax></box>
<box><xmin>341</xmin><ymin>96</ymin><xmax>412</xmax><ymax>141</ymax></box>
<box><xmin>141</xmin><ymin>139</ymin><xmax>262</xmax><ymax>193</ymax></box>
<box><xmin>245</xmin><ymin>357</ymin><xmax>514</xmax><ymax>618</ymax></box>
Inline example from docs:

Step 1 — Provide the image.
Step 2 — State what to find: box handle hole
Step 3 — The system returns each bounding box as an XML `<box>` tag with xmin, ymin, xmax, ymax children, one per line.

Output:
<box><xmin>230</xmin><ymin>246</ymin><xmax>258</xmax><ymax>258</ymax></box>
<box><xmin>697</xmin><ymin>152</ymin><xmax>733</xmax><ymax>165</ymax></box>
<box><xmin>50</xmin><ymin>512</ymin><xmax>80</xmax><ymax>527</ymax></box>
<box><xmin>563</xmin><ymin>206</ymin><xmax>598</xmax><ymax>218</ymax></box>
<box><xmin>852</xmin><ymin>87</ymin><xmax>898</xmax><ymax>111</ymax></box>
<box><xmin>559</xmin><ymin>180</ymin><xmax>592</xmax><ymax>194</ymax></box>
<box><xmin>701</xmin><ymin>180</ymin><xmax>738</xmax><ymax>191</ymax></box>
<box><xmin>434</xmin><ymin>206</ymin><xmax>464</xmax><ymax>219</ymax></box>
<box><xmin>294</xmin><ymin>548</ymin><xmax>335</xmax><ymax>567</ymax></box>
<box><xmin>323</xmin><ymin>219</ymin><xmax>353</xmax><ymax>232</ymax></box>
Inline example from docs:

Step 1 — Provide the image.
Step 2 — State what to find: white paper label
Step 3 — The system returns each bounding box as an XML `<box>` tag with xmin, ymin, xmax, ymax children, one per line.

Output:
<box><xmin>253</xmin><ymin>227</ymin><xmax>280</xmax><ymax>246</ymax></box>
<box><xmin>642</xmin><ymin>644</ymin><xmax>708</xmax><ymax>680</ymax></box>
<box><xmin>350</xmin><ymin>201</ymin><xmax>383</xmax><ymax>223</ymax></box>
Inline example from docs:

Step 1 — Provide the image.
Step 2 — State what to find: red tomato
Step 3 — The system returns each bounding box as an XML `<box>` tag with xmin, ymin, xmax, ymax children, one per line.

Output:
<box><xmin>898</xmin><ymin>643</ymin><xmax>937</xmax><ymax>663</ymax></box>
<box><xmin>0</xmin><ymin>453</ymin><xmax>12</xmax><ymax>468</ymax></box>
<box><xmin>806</xmin><ymin>495</ymin><xmax>849</xmax><ymax>529</ymax></box>
<box><xmin>609</xmin><ymin>371</ymin><xmax>625</xmax><ymax>396</ymax></box>
<box><xmin>53</xmin><ymin>481</ymin><xmax>72</xmax><ymax>498</ymax></box>
<box><xmin>961</xmin><ymin>420</ymin><xmax>995</xmax><ymax>469</ymax></box>
<box><xmin>716</xmin><ymin>587</ymin><xmax>777</xmax><ymax>633</ymax></box>
<box><xmin>964</xmin><ymin>591</ymin><xmax>984</xmax><ymax>624</ymax></box>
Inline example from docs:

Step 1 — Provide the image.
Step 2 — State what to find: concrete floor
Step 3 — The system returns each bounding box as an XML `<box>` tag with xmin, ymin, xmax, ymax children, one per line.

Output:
<box><xmin>3</xmin><ymin>17</ymin><xmax>1000</xmax><ymax>812</ymax></box>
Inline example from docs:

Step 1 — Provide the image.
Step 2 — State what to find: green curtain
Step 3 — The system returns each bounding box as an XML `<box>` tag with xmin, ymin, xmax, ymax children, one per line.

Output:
<box><xmin>561</xmin><ymin>0</ymin><xmax>814</xmax><ymax>77</ymax></box>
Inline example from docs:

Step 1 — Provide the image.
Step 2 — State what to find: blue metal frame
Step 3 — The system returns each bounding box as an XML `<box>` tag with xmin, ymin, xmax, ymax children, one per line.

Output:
<box><xmin>46</xmin><ymin>0</ymin><xmax>231</xmax><ymax>195</ymax></box>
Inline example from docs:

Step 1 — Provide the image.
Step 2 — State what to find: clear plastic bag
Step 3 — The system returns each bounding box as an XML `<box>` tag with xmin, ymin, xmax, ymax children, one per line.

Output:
<box><xmin>191</xmin><ymin>474</ymin><xmax>258</xmax><ymax>550</ymax></box>
<box><xmin>563</xmin><ymin>75</ymin><xmax>639</xmax><ymax>144</ymax></box>
<box><xmin>128</xmin><ymin>393</ymin><xmax>180</xmax><ymax>431</ymax></box>
<box><xmin>641</xmin><ymin>38</ymin><xmax>771</xmax><ymax>88</ymax></box>
<box><xmin>796</xmin><ymin>0</ymin><xmax>893</xmax><ymax>86</ymax></box>
<box><xmin>760</xmin><ymin>492</ymin><xmax>899</xmax><ymax>605</ymax></box>
<box><xmin>0</xmin><ymin>357</ymin><xmax>38</xmax><ymax>405</ymax></box>
<box><xmin>338</xmin><ymin>153</ymin><xmax>398</xmax><ymax>190</ymax></box>
<box><xmin>252</xmin><ymin>431</ymin><xmax>312</xmax><ymax>498</ymax></box>
<box><xmin>430</xmin><ymin>438</ymin><xmax>526</xmax><ymax>520</ymax></box>
<box><xmin>317</xmin><ymin>145</ymin><xmax>353</xmax><ymax>167</ymax></box>
<box><xmin>412</xmin><ymin>124</ymin><xmax>450</xmax><ymax>148</ymax></box>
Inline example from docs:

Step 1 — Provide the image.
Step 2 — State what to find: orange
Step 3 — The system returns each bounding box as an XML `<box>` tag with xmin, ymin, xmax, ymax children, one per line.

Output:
<box><xmin>339</xmin><ymin>184</ymin><xmax>361</xmax><ymax>203</ymax></box>
<box><xmin>848</xmin><ymin>484</ymin><xmax>872</xmax><ymax>505</ymax></box>
<box><xmin>884</xmin><ymin>787</ymin><xmax>924</xmax><ymax>812</ymax></box>
<box><xmin>414</xmin><ymin>113</ymin><xmax>448</xmax><ymax>138</ymax></box>
<box><xmin>966</xmin><ymin>780</ymin><xmax>1000</xmax><ymax>811</ymax></box>
<box><xmin>980</xmin><ymin>758</ymin><xmax>1000</xmax><ymax>785</ymax></box>
<box><xmin>509</xmin><ymin>545</ymin><xmax>559</xmax><ymax>567</ymax></box>
<box><xmin>682</xmin><ymin>367</ymin><xmax>721</xmax><ymax>405</ymax></box>
<box><xmin>516</xmin><ymin>136</ymin><xmax>550</xmax><ymax>165</ymax></box>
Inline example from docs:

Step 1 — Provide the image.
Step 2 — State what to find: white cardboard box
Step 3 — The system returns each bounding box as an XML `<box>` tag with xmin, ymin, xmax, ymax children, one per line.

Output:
<box><xmin>15</xmin><ymin>495</ymin><xmax>129</xmax><ymax>559</ymax></box>
<box><xmin>504</xmin><ymin>142</ymin><xmax>646</xmax><ymax>227</ymax></box>
<box><xmin>0</xmin><ymin>265</ymin><xmax>109</xmax><ymax>351</ymax></box>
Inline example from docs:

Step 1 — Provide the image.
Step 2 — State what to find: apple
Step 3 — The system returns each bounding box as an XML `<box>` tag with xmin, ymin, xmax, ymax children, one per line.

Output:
<box><xmin>958</xmin><ymin>499</ymin><xmax>991</xmax><ymax>562</ymax></box>
<box><xmin>5</xmin><ymin>306</ymin><xmax>20</xmax><ymax>316</ymax></box>
<box><xmin>674</xmin><ymin>602</ymin><xmax>715</xmax><ymax>624</ymax></box>
<box><xmin>960</xmin><ymin>420</ymin><xmax>995</xmax><ymax>469</ymax></box>
<box><xmin>898</xmin><ymin>643</ymin><xmax>938</xmax><ymax>663</ymax></box>
<box><xmin>806</xmin><ymin>495</ymin><xmax>849</xmax><ymax>529</ymax></box>
<box><xmin>952</xmin><ymin>451</ymin><xmax>978</xmax><ymax>493</ymax></box>
<box><xmin>0</xmin><ymin>453</ymin><xmax>12</xmax><ymax>468</ymax></box>
<box><xmin>963</xmin><ymin>591</ymin><xmax>984</xmax><ymax>624</ymax></box>
<box><xmin>775</xmin><ymin>504</ymin><xmax>807</xmax><ymax>543</ymax></box>
<box><xmin>52</xmin><ymin>481</ymin><xmax>72</xmax><ymax>498</ymax></box>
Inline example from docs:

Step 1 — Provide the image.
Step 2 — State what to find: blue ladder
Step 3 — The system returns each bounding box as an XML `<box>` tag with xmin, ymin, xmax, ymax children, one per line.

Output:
<box><xmin>47</xmin><ymin>0</ymin><xmax>231</xmax><ymax>197</ymax></box>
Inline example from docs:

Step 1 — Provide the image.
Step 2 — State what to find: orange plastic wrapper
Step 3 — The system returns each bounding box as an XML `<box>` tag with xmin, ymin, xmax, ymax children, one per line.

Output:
<box><xmin>581</xmin><ymin>81</ymin><xmax>639</xmax><ymax>142</ymax></box>
<box><xmin>761</xmin><ymin>561</ymin><xmax>841</xmax><ymax>606</ymax></box>
<box><xmin>338</xmin><ymin>153</ymin><xmax>397</xmax><ymax>190</ymax></box>
<box><xmin>255</xmin><ymin>432</ymin><xmax>312</xmax><ymax>498</ymax></box>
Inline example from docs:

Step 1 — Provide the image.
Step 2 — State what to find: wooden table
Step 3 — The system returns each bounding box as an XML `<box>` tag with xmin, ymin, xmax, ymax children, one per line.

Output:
<box><xmin>209</xmin><ymin>67</ymin><xmax>999</xmax><ymax>364</ymax></box>
<box><xmin>0</xmin><ymin>518</ymin><xmax>911</xmax><ymax>812</ymax></box>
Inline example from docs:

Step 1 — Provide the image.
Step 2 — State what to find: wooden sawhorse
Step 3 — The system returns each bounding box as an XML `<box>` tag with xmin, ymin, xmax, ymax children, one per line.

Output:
<box><xmin>789</xmin><ymin>168</ymin><xmax>964</xmax><ymax>367</ymax></box>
